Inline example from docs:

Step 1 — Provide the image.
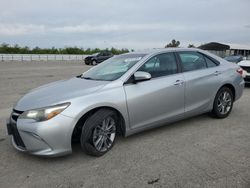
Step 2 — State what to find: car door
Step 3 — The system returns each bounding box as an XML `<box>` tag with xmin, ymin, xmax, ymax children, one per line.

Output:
<box><xmin>176</xmin><ymin>51</ymin><xmax>222</xmax><ymax>116</ymax></box>
<box><xmin>124</xmin><ymin>52</ymin><xmax>185</xmax><ymax>130</ymax></box>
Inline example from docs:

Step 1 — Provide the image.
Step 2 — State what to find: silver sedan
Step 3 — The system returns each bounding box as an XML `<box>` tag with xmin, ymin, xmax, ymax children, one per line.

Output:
<box><xmin>6</xmin><ymin>48</ymin><xmax>244</xmax><ymax>157</ymax></box>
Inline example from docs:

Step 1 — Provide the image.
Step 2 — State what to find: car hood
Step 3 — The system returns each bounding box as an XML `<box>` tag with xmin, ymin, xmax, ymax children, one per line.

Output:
<box><xmin>238</xmin><ymin>60</ymin><xmax>250</xmax><ymax>67</ymax></box>
<box><xmin>14</xmin><ymin>77</ymin><xmax>109</xmax><ymax>111</ymax></box>
<box><xmin>85</xmin><ymin>56</ymin><xmax>94</xmax><ymax>59</ymax></box>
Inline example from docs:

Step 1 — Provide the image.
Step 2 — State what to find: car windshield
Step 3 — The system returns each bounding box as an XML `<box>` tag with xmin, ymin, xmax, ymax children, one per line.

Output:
<box><xmin>81</xmin><ymin>53</ymin><xmax>146</xmax><ymax>81</ymax></box>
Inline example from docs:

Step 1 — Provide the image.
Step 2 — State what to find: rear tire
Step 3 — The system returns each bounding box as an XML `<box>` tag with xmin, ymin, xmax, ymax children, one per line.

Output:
<box><xmin>80</xmin><ymin>109</ymin><xmax>118</xmax><ymax>157</ymax></box>
<box><xmin>212</xmin><ymin>87</ymin><xmax>233</xmax><ymax>118</ymax></box>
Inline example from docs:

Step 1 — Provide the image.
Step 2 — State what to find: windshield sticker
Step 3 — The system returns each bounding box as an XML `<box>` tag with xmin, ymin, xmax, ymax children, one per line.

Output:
<box><xmin>124</xmin><ymin>57</ymin><xmax>142</xmax><ymax>63</ymax></box>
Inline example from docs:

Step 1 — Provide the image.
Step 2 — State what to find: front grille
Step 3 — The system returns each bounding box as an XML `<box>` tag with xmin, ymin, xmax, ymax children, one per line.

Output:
<box><xmin>11</xmin><ymin>122</ymin><xmax>26</xmax><ymax>148</ymax></box>
<box><xmin>11</xmin><ymin>109</ymin><xmax>23</xmax><ymax>122</ymax></box>
<box><xmin>241</xmin><ymin>66</ymin><xmax>250</xmax><ymax>73</ymax></box>
<box><xmin>10</xmin><ymin>109</ymin><xmax>25</xmax><ymax>148</ymax></box>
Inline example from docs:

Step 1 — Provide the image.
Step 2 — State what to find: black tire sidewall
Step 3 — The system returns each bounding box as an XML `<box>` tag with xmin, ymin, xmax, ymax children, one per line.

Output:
<box><xmin>80</xmin><ymin>109</ymin><xmax>118</xmax><ymax>156</ymax></box>
<box><xmin>212</xmin><ymin>87</ymin><xmax>233</xmax><ymax>118</ymax></box>
<box><xmin>91</xmin><ymin>60</ymin><xmax>97</xmax><ymax>65</ymax></box>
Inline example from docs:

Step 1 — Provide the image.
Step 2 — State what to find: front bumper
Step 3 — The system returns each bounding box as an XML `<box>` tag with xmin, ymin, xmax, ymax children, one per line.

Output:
<box><xmin>7</xmin><ymin>113</ymin><xmax>77</xmax><ymax>157</ymax></box>
<box><xmin>84</xmin><ymin>58</ymin><xmax>92</xmax><ymax>65</ymax></box>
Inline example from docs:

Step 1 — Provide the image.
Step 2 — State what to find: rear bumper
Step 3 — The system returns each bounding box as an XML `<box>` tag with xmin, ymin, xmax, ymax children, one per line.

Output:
<box><xmin>234</xmin><ymin>79</ymin><xmax>245</xmax><ymax>101</ymax></box>
<box><xmin>7</xmin><ymin>114</ymin><xmax>77</xmax><ymax>157</ymax></box>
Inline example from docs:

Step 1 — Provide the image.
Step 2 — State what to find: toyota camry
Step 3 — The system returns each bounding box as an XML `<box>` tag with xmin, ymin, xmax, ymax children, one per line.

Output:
<box><xmin>6</xmin><ymin>48</ymin><xmax>244</xmax><ymax>157</ymax></box>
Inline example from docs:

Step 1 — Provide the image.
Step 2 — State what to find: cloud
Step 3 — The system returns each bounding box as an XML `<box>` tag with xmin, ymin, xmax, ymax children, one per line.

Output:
<box><xmin>0</xmin><ymin>0</ymin><xmax>250</xmax><ymax>49</ymax></box>
<box><xmin>51</xmin><ymin>23</ymin><xmax>187</xmax><ymax>33</ymax></box>
<box><xmin>0</xmin><ymin>23</ymin><xmax>45</xmax><ymax>36</ymax></box>
<box><xmin>0</xmin><ymin>22</ymin><xmax>187</xmax><ymax>36</ymax></box>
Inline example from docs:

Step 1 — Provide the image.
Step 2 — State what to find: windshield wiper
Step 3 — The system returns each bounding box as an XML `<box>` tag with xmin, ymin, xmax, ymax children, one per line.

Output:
<box><xmin>76</xmin><ymin>74</ymin><xmax>82</xmax><ymax>78</ymax></box>
<box><xmin>76</xmin><ymin>75</ymin><xmax>93</xmax><ymax>80</ymax></box>
<box><xmin>82</xmin><ymin>76</ymin><xmax>94</xmax><ymax>80</ymax></box>
<box><xmin>76</xmin><ymin>75</ymin><xmax>105</xmax><ymax>81</ymax></box>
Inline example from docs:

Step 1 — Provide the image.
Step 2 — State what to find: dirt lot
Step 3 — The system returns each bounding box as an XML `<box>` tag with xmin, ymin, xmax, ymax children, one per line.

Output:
<box><xmin>0</xmin><ymin>61</ymin><xmax>249</xmax><ymax>188</ymax></box>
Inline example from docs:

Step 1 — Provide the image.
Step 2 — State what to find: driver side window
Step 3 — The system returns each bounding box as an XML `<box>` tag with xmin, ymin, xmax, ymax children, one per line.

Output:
<box><xmin>138</xmin><ymin>52</ymin><xmax>178</xmax><ymax>78</ymax></box>
<box><xmin>98</xmin><ymin>52</ymin><xmax>104</xmax><ymax>56</ymax></box>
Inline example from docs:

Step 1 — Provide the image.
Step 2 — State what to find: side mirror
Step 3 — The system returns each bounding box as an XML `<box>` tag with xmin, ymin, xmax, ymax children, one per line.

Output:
<box><xmin>134</xmin><ymin>71</ymin><xmax>151</xmax><ymax>82</ymax></box>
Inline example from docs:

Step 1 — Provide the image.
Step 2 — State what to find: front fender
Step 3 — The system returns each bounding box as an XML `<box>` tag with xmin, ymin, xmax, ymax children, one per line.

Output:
<box><xmin>61</xmin><ymin>86</ymin><xmax>130</xmax><ymax>134</ymax></box>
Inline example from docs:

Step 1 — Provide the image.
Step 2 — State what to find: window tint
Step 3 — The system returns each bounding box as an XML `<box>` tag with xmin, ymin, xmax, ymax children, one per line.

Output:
<box><xmin>204</xmin><ymin>56</ymin><xmax>217</xmax><ymax>68</ymax></box>
<box><xmin>83</xmin><ymin>53</ymin><xmax>146</xmax><ymax>81</ymax></box>
<box><xmin>103</xmin><ymin>52</ymin><xmax>111</xmax><ymax>56</ymax></box>
<box><xmin>178</xmin><ymin>51</ymin><xmax>207</xmax><ymax>72</ymax></box>
<box><xmin>138</xmin><ymin>53</ymin><xmax>178</xmax><ymax>78</ymax></box>
<box><xmin>102</xmin><ymin>52</ymin><xmax>107</xmax><ymax>56</ymax></box>
<box><xmin>97</xmin><ymin>52</ymin><xmax>103</xmax><ymax>56</ymax></box>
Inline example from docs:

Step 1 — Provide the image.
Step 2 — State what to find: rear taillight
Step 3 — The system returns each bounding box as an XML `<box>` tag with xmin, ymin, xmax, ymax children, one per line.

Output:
<box><xmin>236</xmin><ymin>68</ymin><xmax>243</xmax><ymax>76</ymax></box>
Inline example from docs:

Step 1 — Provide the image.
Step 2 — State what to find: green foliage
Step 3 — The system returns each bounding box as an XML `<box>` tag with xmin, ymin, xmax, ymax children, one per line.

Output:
<box><xmin>0</xmin><ymin>43</ymin><xmax>130</xmax><ymax>55</ymax></box>
<box><xmin>165</xmin><ymin>39</ymin><xmax>180</xmax><ymax>48</ymax></box>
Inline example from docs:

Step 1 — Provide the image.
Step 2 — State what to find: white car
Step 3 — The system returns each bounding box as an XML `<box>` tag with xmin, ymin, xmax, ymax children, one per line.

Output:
<box><xmin>238</xmin><ymin>60</ymin><xmax>250</xmax><ymax>84</ymax></box>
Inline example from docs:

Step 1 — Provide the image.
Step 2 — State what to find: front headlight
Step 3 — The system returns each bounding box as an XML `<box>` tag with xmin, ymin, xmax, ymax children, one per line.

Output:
<box><xmin>19</xmin><ymin>102</ymin><xmax>70</xmax><ymax>122</ymax></box>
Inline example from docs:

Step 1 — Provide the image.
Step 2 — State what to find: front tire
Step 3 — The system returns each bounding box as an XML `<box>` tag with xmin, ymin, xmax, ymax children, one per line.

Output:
<box><xmin>91</xmin><ymin>60</ymin><xmax>97</xmax><ymax>65</ymax></box>
<box><xmin>80</xmin><ymin>109</ymin><xmax>117</xmax><ymax>156</ymax></box>
<box><xmin>212</xmin><ymin>87</ymin><xmax>233</xmax><ymax>118</ymax></box>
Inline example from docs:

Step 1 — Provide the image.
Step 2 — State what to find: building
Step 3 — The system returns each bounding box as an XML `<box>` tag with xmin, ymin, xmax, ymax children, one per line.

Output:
<box><xmin>227</xmin><ymin>44</ymin><xmax>250</xmax><ymax>58</ymax></box>
<box><xmin>198</xmin><ymin>42</ymin><xmax>250</xmax><ymax>58</ymax></box>
<box><xmin>198</xmin><ymin>42</ymin><xmax>230</xmax><ymax>57</ymax></box>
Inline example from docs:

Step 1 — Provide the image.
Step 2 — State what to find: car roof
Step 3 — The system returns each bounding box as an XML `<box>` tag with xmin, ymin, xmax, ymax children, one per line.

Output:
<box><xmin>130</xmin><ymin>48</ymin><xmax>201</xmax><ymax>55</ymax></box>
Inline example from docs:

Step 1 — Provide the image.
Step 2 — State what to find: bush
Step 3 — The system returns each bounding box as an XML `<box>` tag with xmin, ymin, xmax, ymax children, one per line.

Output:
<box><xmin>0</xmin><ymin>43</ymin><xmax>130</xmax><ymax>55</ymax></box>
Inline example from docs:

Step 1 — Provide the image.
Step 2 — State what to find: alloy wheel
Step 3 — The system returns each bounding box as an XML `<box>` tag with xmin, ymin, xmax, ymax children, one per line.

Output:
<box><xmin>217</xmin><ymin>91</ymin><xmax>232</xmax><ymax>115</ymax></box>
<box><xmin>92</xmin><ymin>116</ymin><xmax>116</xmax><ymax>152</ymax></box>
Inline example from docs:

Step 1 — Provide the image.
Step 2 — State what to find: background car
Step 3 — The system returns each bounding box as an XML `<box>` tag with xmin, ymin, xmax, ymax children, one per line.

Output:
<box><xmin>224</xmin><ymin>55</ymin><xmax>243</xmax><ymax>63</ymax></box>
<box><xmin>238</xmin><ymin>60</ymin><xmax>250</xmax><ymax>84</ymax></box>
<box><xmin>84</xmin><ymin>51</ymin><xmax>113</xmax><ymax>65</ymax></box>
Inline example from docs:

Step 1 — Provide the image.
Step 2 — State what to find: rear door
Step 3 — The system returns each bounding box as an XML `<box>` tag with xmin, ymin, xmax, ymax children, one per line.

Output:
<box><xmin>124</xmin><ymin>52</ymin><xmax>185</xmax><ymax>129</ymax></box>
<box><xmin>176</xmin><ymin>51</ymin><xmax>222</xmax><ymax>115</ymax></box>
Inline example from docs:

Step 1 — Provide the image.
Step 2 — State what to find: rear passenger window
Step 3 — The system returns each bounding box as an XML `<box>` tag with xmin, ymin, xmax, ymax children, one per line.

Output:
<box><xmin>138</xmin><ymin>53</ymin><xmax>178</xmax><ymax>78</ymax></box>
<box><xmin>204</xmin><ymin>56</ymin><xmax>217</xmax><ymax>68</ymax></box>
<box><xmin>178</xmin><ymin>51</ymin><xmax>207</xmax><ymax>72</ymax></box>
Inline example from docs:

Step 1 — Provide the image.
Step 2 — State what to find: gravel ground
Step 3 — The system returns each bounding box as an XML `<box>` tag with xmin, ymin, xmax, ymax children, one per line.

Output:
<box><xmin>0</xmin><ymin>61</ymin><xmax>249</xmax><ymax>188</ymax></box>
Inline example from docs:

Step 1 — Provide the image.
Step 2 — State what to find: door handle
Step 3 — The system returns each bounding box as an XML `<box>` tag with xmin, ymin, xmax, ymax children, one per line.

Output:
<box><xmin>174</xmin><ymin>80</ymin><xmax>184</xmax><ymax>86</ymax></box>
<box><xmin>213</xmin><ymin>71</ymin><xmax>222</xmax><ymax>76</ymax></box>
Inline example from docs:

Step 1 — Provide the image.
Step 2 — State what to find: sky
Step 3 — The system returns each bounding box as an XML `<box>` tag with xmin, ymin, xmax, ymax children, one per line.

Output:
<box><xmin>0</xmin><ymin>0</ymin><xmax>250</xmax><ymax>50</ymax></box>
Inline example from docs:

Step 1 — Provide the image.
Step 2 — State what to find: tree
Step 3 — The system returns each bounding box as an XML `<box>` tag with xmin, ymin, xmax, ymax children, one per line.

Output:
<box><xmin>165</xmin><ymin>39</ymin><xmax>180</xmax><ymax>48</ymax></box>
<box><xmin>0</xmin><ymin>43</ymin><xmax>131</xmax><ymax>55</ymax></box>
<box><xmin>188</xmin><ymin>44</ymin><xmax>195</xmax><ymax>48</ymax></box>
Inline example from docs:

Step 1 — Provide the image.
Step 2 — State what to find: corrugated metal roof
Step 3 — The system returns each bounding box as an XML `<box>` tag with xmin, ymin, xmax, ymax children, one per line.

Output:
<box><xmin>227</xmin><ymin>44</ymin><xmax>250</xmax><ymax>50</ymax></box>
